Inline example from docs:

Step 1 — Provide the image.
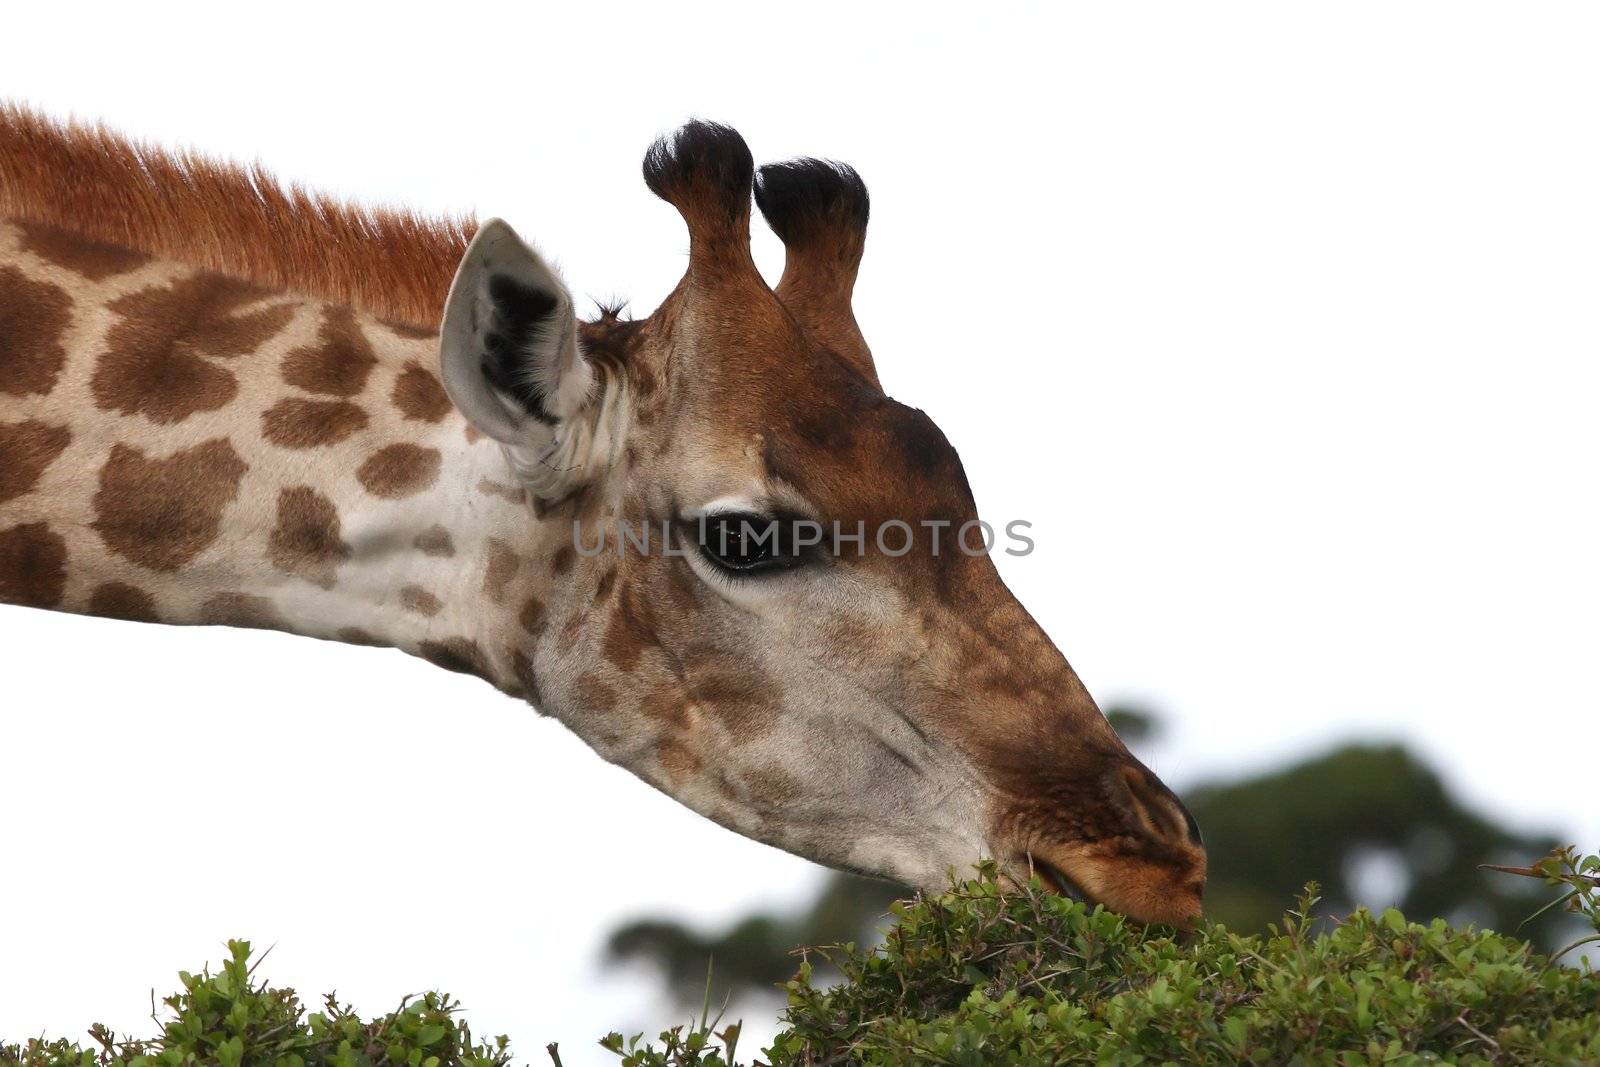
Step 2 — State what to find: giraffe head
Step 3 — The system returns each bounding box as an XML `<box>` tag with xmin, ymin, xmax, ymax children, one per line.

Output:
<box><xmin>438</xmin><ymin>122</ymin><xmax>1205</xmax><ymax>926</ymax></box>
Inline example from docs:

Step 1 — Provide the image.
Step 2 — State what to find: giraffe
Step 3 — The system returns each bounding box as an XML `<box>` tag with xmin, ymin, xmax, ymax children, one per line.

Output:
<box><xmin>0</xmin><ymin>106</ymin><xmax>1206</xmax><ymax>926</ymax></box>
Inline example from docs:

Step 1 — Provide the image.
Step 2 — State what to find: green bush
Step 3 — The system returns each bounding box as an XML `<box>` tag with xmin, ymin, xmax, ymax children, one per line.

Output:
<box><xmin>5</xmin><ymin>851</ymin><xmax>1597</xmax><ymax>1067</ymax></box>
<box><xmin>0</xmin><ymin>941</ymin><xmax>513</xmax><ymax>1067</ymax></box>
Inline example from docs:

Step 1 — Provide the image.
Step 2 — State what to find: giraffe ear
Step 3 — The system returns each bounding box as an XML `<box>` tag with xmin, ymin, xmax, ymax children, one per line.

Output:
<box><xmin>439</xmin><ymin>218</ymin><xmax>593</xmax><ymax>447</ymax></box>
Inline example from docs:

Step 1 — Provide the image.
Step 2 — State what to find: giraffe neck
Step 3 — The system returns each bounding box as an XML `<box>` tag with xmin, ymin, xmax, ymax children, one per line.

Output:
<box><xmin>0</xmin><ymin>221</ymin><xmax>569</xmax><ymax>697</ymax></box>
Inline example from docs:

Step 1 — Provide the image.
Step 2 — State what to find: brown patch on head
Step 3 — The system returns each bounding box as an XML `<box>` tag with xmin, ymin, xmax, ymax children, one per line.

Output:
<box><xmin>92</xmin><ymin>273</ymin><xmax>293</xmax><ymax>425</ymax></box>
<box><xmin>594</xmin><ymin>568</ymin><xmax>617</xmax><ymax>602</ymax></box>
<box><xmin>88</xmin><ymin>581</ymin><xmax>159</xmax><ymax>623</ymax></box>
<box><xmin>400</xmin><ymin>584</ymin><xmax>442</xmax><ymax>616</ymax></box>
<box><xmin>0</xmin><ymin>521</ymin><xmax>67</xmax><ymax>608</ymax></box>
<box><xmin>261</xmin><ymin>398</ymin><xmax>368</xmax><ymax>448</ymax></box>
<box><xmin>656</xmin><ymin>738</ymin><xmax>703</xmax><ymax>785</ymax></box>
<box><xmin>574</xmin><ymin>672</ymin><xmax>617</xmax><ymax>713</ymax></box>
<box><xmin>0</xmin><ymin>104</ymin><xmax>471</xmax><ymax>329</ymax></box>
<box><xmin>418</xmin><ymin>637</ymin><xmax>490</xmax><ymax>678</ymax></box>
<box><xmin>664</xmin><ymin>559</ymin><xmax>701</xmax><ymax>615</ymax></box>
<box><xmin>640</xmin><ymin>683</ymin><xmax>689</xmax><ymax>730</ymax></box>
<box><xmin>268</xmin><ymin>486</ymin><xmax>351</xmax><ymax>589</ymax></box>
<box><xmin>357</xmin><ymin>443</ymin><xmax>441</xmax><ymax>499</ymax></box>
<box><xmin>475</xmin><ymin>477</ymin><xmax>525</xmax><ymax>505</ymax></box>
<box><xmin>200</xmin><ymin>591</ymin><xmax>285</xmax><ymax>630</ymax></box>
<box><xmin>742</xmin><ymin>764</ymin><xmax>803</xmax><ymax>810</ymax></box>
<box><xmin>17</xmin><ymin>221</ymin><xmax>151</xmax><ymax>280</ymax></box>
<box><xmin>392</xmin><ymin>360</ymin><xmax>452</xmax><ymax>422</ymax></box>
<box><xmin>0</xmin><ymin>419</ymin><xmax>70</xmax><ymax>504</ymax></box>
<box><xmin>549</xmin><ymin>543</ymin><xmax>575</xmax><ymax>576</ymax></box>
<box><xmin>518</xmin><ymin>594</ymin><xmax>547</xmax><ymax>637</ymax></box>
<box><xmin>0</xmin><ymin>265</ymin><xmax>71</xmax><ymax>397</ymax></box>
<box><xmin>481</xmin><ymin>538</ymin><xmax>522</xmax><ymax>604</ymax></box>
<box><xmin>414</xmin><ymin>525</ymin><xmax>455</xmax><ymax>557</ymax></box>
<box><xmin>281</xmin><ymin>306</ymin><xmax>378</xmax><ymax>397</ymax></box>
<box><xmin>692</xmin><ymin>666</ymin><xmax>779</xmax><ymax>742</ymax></box>
<box><xmin>92</xmin><ymin>439</ymin><xmax>246</xmax><ymax>572</ymax></box>
<box><xmin>603</xmin><ymin>582</ymin><xmax>658</xmax><ymax>672</ymax></box>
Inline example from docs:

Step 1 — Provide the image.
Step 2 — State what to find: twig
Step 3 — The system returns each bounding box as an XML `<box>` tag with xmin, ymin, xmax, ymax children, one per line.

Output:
<box><xmin>1455</xmin><ymin>1011</ymin><xmax>1500</xmax><ymax>1052</ymax></box>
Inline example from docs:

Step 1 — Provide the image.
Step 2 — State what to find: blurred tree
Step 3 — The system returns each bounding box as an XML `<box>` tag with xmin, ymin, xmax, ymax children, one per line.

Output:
<box><xmin>608</xmin><ymin>873</ymin><xmax>904</xmax><ymax>1003</ymax></box>
<box><xmin>1187</xmin><ymin>743</ymin><xmax>1558</xmax><ymax>936</ymax></box>
<box><xmin>1103</xmin><ymin>704</ymin><xmax>1159</xmax><ymax>745</ymax></box>
<box><xmin>606</xmin><ymin>708</ymin><xmax>1563</xmax><ymax>1004</ymax></box>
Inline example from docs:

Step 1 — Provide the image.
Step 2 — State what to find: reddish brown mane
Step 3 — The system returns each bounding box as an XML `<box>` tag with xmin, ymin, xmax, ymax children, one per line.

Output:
<box><xmin>0</xmin><ymin>104</ymin><xmax>472</xmax><ymax>329</ymax></box>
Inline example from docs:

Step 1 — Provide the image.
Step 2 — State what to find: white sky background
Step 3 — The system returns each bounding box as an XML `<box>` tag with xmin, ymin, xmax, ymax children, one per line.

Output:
<box><xmin>3</xmin><ymin>2</ymin><xmax>1598</xmax><ymax>1063</ymax></box>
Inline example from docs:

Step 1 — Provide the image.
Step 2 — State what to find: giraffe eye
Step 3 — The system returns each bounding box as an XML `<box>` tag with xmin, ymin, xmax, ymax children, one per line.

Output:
<box><xmin>693</xmin><ymin>512</ymin><xmax>811</xmax><ymax>575</ymax></box>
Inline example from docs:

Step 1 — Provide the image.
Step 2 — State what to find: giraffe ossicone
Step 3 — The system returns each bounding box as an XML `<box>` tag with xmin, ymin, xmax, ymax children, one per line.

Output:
<box><xmin>0</xmin><ymin>106</ymin><xmax>1206</xmax><ymax>926</ymax></box>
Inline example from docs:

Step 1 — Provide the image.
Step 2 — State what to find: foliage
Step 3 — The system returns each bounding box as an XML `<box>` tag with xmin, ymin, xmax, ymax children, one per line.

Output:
<box><xmin>0</xmin><ymin>940</ymin><xmax>511</xmax><ymax>1067</ymax></box>
<box><xmin>617</xmin><ymin>854</ymin><xmax>1600</xmax><ymax>1067</ymax></box>
<box><xmin>5</xmin><ymin>853</ymin><xmax>1596</xmax><ymax>1067</ymax></box>
<box><xmin>609</xmin><ymin>742</ymin><xmax>1565</xmax><ymax>1004</ymax></box>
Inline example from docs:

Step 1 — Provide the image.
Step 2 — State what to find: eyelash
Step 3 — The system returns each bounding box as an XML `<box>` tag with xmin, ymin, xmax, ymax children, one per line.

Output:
<box><xmin>684</xmin><ymin>511</ymin><xmax>813</xmax><ymax>577</ymax></box>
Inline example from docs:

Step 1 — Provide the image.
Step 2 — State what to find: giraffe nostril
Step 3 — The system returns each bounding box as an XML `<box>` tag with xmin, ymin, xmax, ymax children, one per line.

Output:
<box><xmin>1116</xmin><ymin>764</ymin><xmax>1204</xmax><ymax>848</ymax></box>
<box><xmin>1177</xmin><ymin>798</ymin><xmax>1203</xmax><ymax>847</ymax></box>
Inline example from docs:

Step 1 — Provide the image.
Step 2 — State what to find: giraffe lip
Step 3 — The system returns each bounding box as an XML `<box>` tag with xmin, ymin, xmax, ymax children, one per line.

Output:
<box><xmin>1030</xmin><ymin>857</ymin><xmax>1088</xmax><ymax>903</ymax></box>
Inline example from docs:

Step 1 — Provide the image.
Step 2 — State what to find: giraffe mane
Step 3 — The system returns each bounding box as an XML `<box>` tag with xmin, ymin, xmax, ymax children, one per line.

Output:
<box><xmin>0</xmin><ymin>103</ymin><xmax>473</xmax><ymax>331</ymax></box>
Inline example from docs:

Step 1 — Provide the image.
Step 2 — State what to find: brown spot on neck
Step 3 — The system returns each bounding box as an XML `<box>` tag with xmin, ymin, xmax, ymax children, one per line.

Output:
<box><xmin>511</xmin><ymin>649</ymin><xmax>544</xmax><ymax>709</ymax></box>
<box><xmin>476</xmin><ymin>477</ymin><xmax>526</xmax><ymax>505</ymax></box>
<box><xmin>268</xmin><ymin>486</ymin><xmax>352</xmax><ymax>589</ymax></box>
<box><xmin>92</xmin><ymin>273</ymin><xmax>293</xmax><ymax>425</ymax></box>
<box><xmin>400</xmin><ymin>585</ymin><xmax>443</xmax><ymax>616</ymax></box>
<box><xmin>418</xmin><ymin>637</ymin><xmax>491</xmax><ymax>679</ymax></box>
<box><xmin>0</xmin><ymin>521</ymin><xmax>67</xmax><ymax>608</ymax></box>
<box><xmin>357</xmin><ymin>443</ymin><xmax>441</xmax><ymax>499</ymax></box>
<box><xmin>339</xmin><ymin>626</ymin><xmax>384</xmax><ymax>646</ymax></box>
<box><xmin>17</xmin><ymin>221</ymin><xmax>151</xmax><ymax>280</ymax></box>
<box><xmin>281</xmin><ymin>305</ymin><xmax>378</xmax><ymax>397</ymax></box>
<box><xmin>0</xmin><ymin>419</ymin><xmax>70</xmax><ymax>505</ymax></box>
<box><xmin>414</xmin><ymin>525</ymin><xmax>456</xmax><ymax>556</ymax></box>
<box><xmin>88</xmin><ymin>581</ymin><xmax>159</xmax><ymax>623</ymax></box>
<box><xmin>92</xmin><ymin>439</ymin><xmax>247</xmax><ymax>572</ymax></box>
<box><xmin>392</xmin><ymin>361</ymin><xmax>452</xmax><ymax>422</ymax></box>
<box><xmin>200</xmin><ymin>592</ymin><xmax>286</xmax><ymax>630</ymax></box>
<box><xmin>0</xmin><ymin>266</ymin><xmax>71</xmax><ymax>398</ymax></box>
<box><xmin>261</xmin><ymin>398</ymin><xmax>368</xmax><ymax>449</ymax></box>
<box><xmin>482</xmin><ymin>539</ymin><xmax>521</xmax><ymax>604</ymax></box>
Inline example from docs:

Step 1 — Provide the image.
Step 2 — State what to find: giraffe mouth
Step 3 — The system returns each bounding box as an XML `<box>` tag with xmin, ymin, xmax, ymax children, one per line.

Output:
<box><xmin>1028</xmin><ymin>856</ymin><xmax>1089</xmax><ymax>904</ymax></box>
